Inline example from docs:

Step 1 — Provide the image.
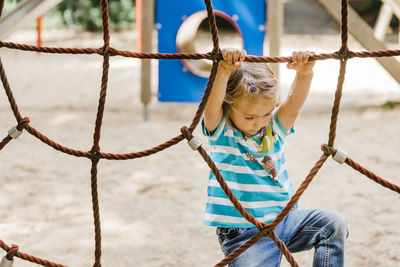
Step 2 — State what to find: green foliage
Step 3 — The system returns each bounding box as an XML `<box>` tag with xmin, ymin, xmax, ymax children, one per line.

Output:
<box><xmin>4</xmin><ymin>0</ymin><xmax>135</xmax><ymax>31</ymax></box>
<box><xmin>57</xmin><ymin>0</ymin><xmax>135</xmax><ymax>31</ymax></box>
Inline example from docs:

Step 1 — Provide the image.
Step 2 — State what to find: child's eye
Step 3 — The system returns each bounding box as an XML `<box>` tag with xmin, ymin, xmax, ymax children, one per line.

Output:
<box><xmin>244</xmin><ymin>117</ymin><xmax>253</xmax><ymax>120</ymax></box>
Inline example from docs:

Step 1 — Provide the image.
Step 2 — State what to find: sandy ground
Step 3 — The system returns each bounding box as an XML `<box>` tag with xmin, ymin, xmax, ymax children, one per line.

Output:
<box><xmin>1</xmin><ymin>6</ymin><xmax>400</xmax><ymax>266</ymax></box>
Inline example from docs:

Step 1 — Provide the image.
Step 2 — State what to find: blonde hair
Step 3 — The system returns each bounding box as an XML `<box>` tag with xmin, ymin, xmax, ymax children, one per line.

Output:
<box><xmin>222</xmin><ymin>62</ymin><xmax>279</xmax><ymax>119</ymax></box>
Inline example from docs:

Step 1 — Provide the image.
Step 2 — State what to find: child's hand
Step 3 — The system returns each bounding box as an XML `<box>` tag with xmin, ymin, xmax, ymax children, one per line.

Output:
<box><xmin>287</xmin><ymin>51</ymin><xmax>315</xmax><ymax>75</ymax></box>
<box><xmin>220</xmin><ymin>48</ymin><xmax>246</xmax><ymax>73</ymax></box>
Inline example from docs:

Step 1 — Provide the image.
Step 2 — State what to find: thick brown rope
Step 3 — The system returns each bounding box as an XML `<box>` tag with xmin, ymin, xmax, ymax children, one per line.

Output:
<box><xmin>321</xmin><ymin>144</ymin><xmax>400</xmax><ymax>194</ymax></box>
<box><xmin>204</xmin><ymin>0</ymin><xmax>220</xmax><ymax>52</ymax></box>
<box><xmin>2</xmin><ymin>41</ymin><xmax>399</xmax><ymax>60</ymax></box>
<box><xmin>327</xmin><ymin>59</ymin><xmax>347</xmax><ymax>147</ymax></box>
<box><xmin>0</xmin><ymin>58</ymin><xmax>23</xmax><ymax>121</ymax></box>
<box><xmin>0</xmin><ymin>0</ymin><xmax>399</xmax><ymax>266</ymax></box>
<box><xmin>180</xmin><ymin>127</ymin><xmax>265</xmax><ymax>230</ymax></box>
<box><xmin>0</xmin><ymin>240</ymin><xmax>66</xmax><ymax>267</ymax></box>
<box><xmin>340</xmin><ymin>0</ymin><xmax>349</xmax><ymax>54</ymax></box>
<box><xmin>215</xmin><ymin>153</ymin><xmax>329</xmax><ymax>266</ymax></box>
<box><xmin>90</xmin><ymin>158</ymin><xmax>102</xmax><ymax>267</ymax></box>
<box><xmin>87</xmin><ymin>0</ymin><xmax>111</xmax><ymax>266</ymax></box>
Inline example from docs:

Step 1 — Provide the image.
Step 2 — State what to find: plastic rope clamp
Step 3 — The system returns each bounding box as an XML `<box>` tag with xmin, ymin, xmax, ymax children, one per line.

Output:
<box><xmin>0</xmin><ymin>256</ymin><xmax>14</xmax><ymax>267</ymax></box>
<box><xmin>332</xmin><ymin>148</ymin><xmax>347</xmax><ymax>164</ymax></box>
<box><xmin>187</xmin><ymin>136</ymin><xmax>202</xmax><ymax>151</ymax></box>
<box><xmin>8</xmin><ymin>126</ymin><xmax>22</xmax><ymax>139</ymax></box>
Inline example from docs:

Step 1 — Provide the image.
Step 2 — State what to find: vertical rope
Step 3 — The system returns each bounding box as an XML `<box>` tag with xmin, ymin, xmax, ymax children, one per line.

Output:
<box><xmin>0</xmin><ymin>58</ymin><xmax>23</xmax><ymax>122</ymax></box>
<box><xmin>340</xmin><ymin>0</ymin><xmax>349</xmax><ymax>54</ymax></box>
<box><xmin>327</xmin><ymin>60</ymin><xmax>347</xmax><ymax>147</ymax></box>
<box><xmin>187</xmin><ymin>0</ymin><xmax>222</xmax><ymax>133</ymax></box>
<box><xmin>88</xmin><ymin>0</ymin><xmax>111</xmax><ymax>266</ymax></box>
<box><xmin>204</xmin><ymin>0</ymin><xmax>220</xmax><ymax>51</ymax></box>
<box><xmin>90</xmin><ymin>158</ymin><xmax>102</xmax><ymax>267</ymax></box>
<box><xmin>91</xmin><ymin>0</ymin><xmax>111</xmax><ymax>152</ymax></box>
<box><xmin>0</xmin><ymin>0</ymin><xmax>4</xmax><ymax>19</ymax></box>
<box><xmin>188</xmin><ymin>60</ymin><xmax>220</xmax><ymax>132</ymax></box>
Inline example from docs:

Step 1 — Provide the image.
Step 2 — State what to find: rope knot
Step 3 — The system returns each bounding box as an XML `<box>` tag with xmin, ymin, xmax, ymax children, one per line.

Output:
<box><xmin>321</xmin><ymin>144</ymin><xmax>335</xmax><ymax>155</ymax></box>
<box><xmin>338</xmin><ymin>48</ymin><xmax>349</xmax><ymax>61</ymax></box>
<box><xmin>180</xmin><ymin>126</ymin><xmax>192</xmax><ymax>140</ymax></box>
<box><xmin>181</xmin><ymin>126</ymin><xmax>202</xmax><ymax>151</ymax></box>
<box><xmin>17</xmin><ymin>117</ymin><xmax>30</xmax><ymax>130</ymax></box>
<box><xmin>321</xmin><ymin>144</ymin><xmax>348</xmax><ymax>164</ymax></box>
<box><xmin>89</xmin><ymin>150</ymin><xmax>101</xmax><ymax>161</ymax></box>
<box><xmin>8</xmin><ymin>117</ymin><xmax>30</xmax><ymax>139</ymax></box>
<box><xmin>259</xmin><ymin>223</ymin><xmax>275</xmax><ymax>236</ymax></box>
<box><xmin>212</xmin><ymin>48</ymin><xmax>223</xmax><ymax>62</ymax></box>
<box><xmin>261</xmin><ymin>229</ymin><xmax>274</xmax><ymax>238</ymax></box>
<box><xmin>6</xmin><ymin>244</ymin><xmax>18</xmax><ymax>261</ymax></box>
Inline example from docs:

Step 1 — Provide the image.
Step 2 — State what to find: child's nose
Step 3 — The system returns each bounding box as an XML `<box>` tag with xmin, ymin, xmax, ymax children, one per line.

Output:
<box><xmin>254</xmin><ymin>118</ymin><xmax>265</xmax><ymax>129</ymax></box>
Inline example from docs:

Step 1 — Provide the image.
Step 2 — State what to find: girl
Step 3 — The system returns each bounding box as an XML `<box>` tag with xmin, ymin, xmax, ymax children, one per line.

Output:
<box><xmin>202</xmin><ymin>48</ymin><xmax>348</xmax><ymax>266</ymax></box>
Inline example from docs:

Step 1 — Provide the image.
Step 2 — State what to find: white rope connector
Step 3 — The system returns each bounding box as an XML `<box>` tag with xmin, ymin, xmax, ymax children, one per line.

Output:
<box><xmin>0</xmin><ymin>256</ymin><xmax>14</xmax><ymax>267</ymax></box>
<box><xmin>8</xmin><ymin>126</ymin><xmax>22</xmax><ymax>139</ymax></box>
<box><xmin>332</xmin><ymin>147</ymin><xmax>348</xmax><ymax>164</ymax></box>
<box><xmin>187</xmin><ymin>136</ymin><xmax>202</xmax><ymax>151</ymax></box>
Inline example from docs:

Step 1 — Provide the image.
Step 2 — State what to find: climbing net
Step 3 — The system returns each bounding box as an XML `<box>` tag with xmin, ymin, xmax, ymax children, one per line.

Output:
<box><xmin>0</xmin><ymin>0</ymin><xmax>399</xmax><ymax>266</ymax></box>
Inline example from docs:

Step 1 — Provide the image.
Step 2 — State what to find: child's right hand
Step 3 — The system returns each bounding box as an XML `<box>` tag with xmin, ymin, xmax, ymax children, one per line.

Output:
<box><xmin>220</xmin><ymin>48</ymin><xmax>247</xmax><ymax>73</ymax></box>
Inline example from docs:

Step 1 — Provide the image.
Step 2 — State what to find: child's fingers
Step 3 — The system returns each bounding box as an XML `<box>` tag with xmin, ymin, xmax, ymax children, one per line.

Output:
<box><xmin>240</xmin><ymin>50</ymin><xmax>247</xmax><ymax>62</ymax></box>
<box><xmin>303</xmin><ymin>50</ymin><xmax>313</xmax><ymax>63</ymax></box>
<box><xmin>222</xmin><ymin>49</ymin><xmax>228</xmax><ymax>61</ymax></box>
<box><xmin>221</xmin><ymin>48</ymin><xmax>247</xmax><ymax>68</ymax></box>
<box><xmin>226</xmin><ymin>51</ymin><xmax>233</xmax><ymax>64</ymax></box>
<box><xmin>233</xmin><ymin>49</ymin><xmax>241</xmax><ymax>63</ymax></box>
<box><xmin>222</xmin><ymin>48</ymin><xmax>233</xmax><ymax>63</ymax></box>
<box><xmin>291</xmin><ymin>51</ymin><xmax>299</xmax><ymax>65</ymax></box>
<box><xmin>286</xmin><ymin>62</ymin><xmax>294</xmax><ymax>69</ymax></box>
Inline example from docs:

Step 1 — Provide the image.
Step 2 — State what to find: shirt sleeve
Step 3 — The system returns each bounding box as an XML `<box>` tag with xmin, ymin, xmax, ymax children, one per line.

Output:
<box><xmin>201</xmin><ymin>116</ymin><xmax>225</xmax><ymax>142</ymax></box>
<box><xmin>271</xmin><ymin>110</ymin><xmax>295</xmax><ymax>139</ymax></box>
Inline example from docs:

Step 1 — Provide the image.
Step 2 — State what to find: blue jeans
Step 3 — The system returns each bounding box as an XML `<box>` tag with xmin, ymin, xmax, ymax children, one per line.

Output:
<box><xmin>217</xmin><ymin>209</ymin><xmax>348</xmax><ymax>267</ymax></box>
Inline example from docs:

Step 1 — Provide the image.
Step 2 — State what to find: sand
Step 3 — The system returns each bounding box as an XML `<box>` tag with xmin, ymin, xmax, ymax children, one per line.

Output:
<box><xmin>0</xmin><ymin>14</ymin><xmax>400</xmax><ymax>267</ymax></box>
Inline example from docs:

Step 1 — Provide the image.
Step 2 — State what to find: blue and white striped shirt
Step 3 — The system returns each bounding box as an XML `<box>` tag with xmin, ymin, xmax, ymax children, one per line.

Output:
<box><xmin>201</xmin><ymin>111</ymin><xmax>297</xmax><ymax>228</ymax></box>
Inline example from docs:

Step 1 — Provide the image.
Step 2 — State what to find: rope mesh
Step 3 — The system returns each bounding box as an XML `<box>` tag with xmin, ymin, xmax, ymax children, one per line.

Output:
<box><xmin>0</xmin><ymin>0</ymin><xmax>399</xmax><ymax>266</ymax></box>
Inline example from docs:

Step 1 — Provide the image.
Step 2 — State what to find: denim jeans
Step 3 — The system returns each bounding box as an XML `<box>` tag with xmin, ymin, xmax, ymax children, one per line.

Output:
<box><xmin>217</xmin><ymin>209</ymin><xmax>348</xmax><ymax>267</ymax></box>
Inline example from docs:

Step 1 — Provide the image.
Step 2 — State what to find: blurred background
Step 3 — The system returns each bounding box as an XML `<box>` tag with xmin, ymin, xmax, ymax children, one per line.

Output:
<box><xmin>0</xmin><ymin>0</ymin><xmax>399</xmax><ymax>266</ymax></box>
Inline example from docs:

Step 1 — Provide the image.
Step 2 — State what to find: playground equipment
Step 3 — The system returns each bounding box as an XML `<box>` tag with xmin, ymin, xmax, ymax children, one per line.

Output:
<box><xmin>374</xmin><ymin>0</ymin><xmax>400</xmax><ymax>43</ymax></box>
<box><xmin>156</xmin><ymin>0</ymin><xmax>266</xmax><ymax>102</ymax></box>
<box><xmin>0</xmin><ymin>0</ymin><xmax>399</xmax><ymax>266</ymax></box>
<box><xmin>317</xmin><ymin>0</ymin><xmax>400</xmax><ymax>84</ymax></box>
<box><xmin>0</xmin><ymin>0</ymin><xmax>61</xmax><ymax>41</ymax></box>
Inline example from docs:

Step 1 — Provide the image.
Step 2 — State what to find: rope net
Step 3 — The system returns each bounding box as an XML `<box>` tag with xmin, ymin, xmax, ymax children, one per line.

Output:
<box><xmin>0</xmin><ymin>0</ymin><xmax>399</xmax><ymax>266</ymax></box>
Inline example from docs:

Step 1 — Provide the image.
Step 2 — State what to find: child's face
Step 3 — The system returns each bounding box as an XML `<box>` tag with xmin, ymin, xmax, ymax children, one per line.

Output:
<box><xmin>230</xmin><ymin>96</ymin><xmax>277</xmax><ymax>136</ymax></box>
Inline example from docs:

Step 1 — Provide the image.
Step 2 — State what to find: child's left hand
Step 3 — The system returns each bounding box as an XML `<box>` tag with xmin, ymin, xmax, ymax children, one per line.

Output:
<box><xmin>286</xmin><ymin>51</ymin><xmax>315</xmax><ymax>75</ymax></box>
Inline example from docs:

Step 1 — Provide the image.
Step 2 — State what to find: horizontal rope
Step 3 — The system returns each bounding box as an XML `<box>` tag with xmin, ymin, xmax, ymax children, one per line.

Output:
<box><xmin>1</xmin><ymin>41</ymin><xmax>399</xmax><ymax>61</ymax></box>
<box><xmin>24</xmin><ymin>123</ymin><xmax>185</xmax><ymax>160</ymax></box>
<box><xmin>0</xmin><ymin>240</ymin><xmax>66</xmax><ymax>267</ymax></box>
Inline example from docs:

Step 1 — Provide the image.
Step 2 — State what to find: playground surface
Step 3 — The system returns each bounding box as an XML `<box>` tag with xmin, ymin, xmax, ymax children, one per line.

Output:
<box><xmin>1</xmin><ymin>11</ymin><xmax>400</xmax><ymax>267</ymax></box>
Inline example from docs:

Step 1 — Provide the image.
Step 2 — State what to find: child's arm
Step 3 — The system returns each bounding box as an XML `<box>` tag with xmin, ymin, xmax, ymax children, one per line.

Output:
<box><xmin>203</xmin><ymin>48</ymin><xmax>246</xmax><ymax>133</ymax></box>
<box><xmin>277</xmin><ymin>51</ymin><xmax>315</xmax><ymax>131</ymax></box>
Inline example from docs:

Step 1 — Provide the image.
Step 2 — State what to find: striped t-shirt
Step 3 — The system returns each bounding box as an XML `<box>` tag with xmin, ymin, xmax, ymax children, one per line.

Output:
<box><xmin>201</xmin><ymin>111</ymin><xmax>296</xmax><ymax>228</ymax></box>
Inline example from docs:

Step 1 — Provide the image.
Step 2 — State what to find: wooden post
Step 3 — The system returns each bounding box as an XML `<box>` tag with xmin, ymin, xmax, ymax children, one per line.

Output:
<box><xmin>140</xmin><ymin>0</ymin><xmax>154</xmax><ymax>121</ymax></box>
<box><xmin>317</xmin><ymin>0</ymin><xmax>400</xmax><ymax>84</ymax></box>
<box><xmin>374</xmin><ymin>2</ymin><xmax>393</xmax><ymax>40</ymax></box>
<box><xmin>267</xmin><ymin>0</ymin><xmax>283</xmax><ymax>79</ymax></box>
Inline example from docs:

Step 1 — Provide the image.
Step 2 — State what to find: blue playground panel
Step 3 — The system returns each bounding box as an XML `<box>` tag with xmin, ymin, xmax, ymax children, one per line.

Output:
<box><xmin>156</xmin><ymin>0</ymin><xmax>266</xmax><ymax>102</ymax></box>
